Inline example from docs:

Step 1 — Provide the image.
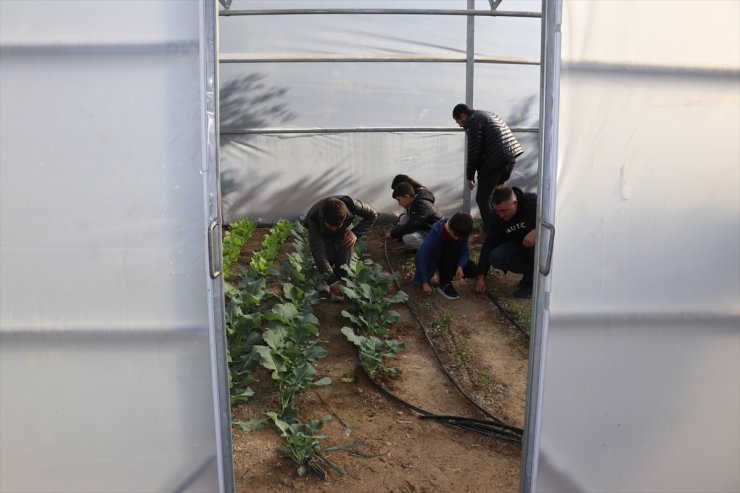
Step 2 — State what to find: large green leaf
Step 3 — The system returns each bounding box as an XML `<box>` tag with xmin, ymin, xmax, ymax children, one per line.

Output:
<box><xmin>340</xmin><ymin>286</ymin><xmax>359</xmax><ymax>300</ymax></box>
<box><xmin>304</xmin><ymin>345</ymin><xmax>328</xmax><ymax>361</ymax></box>
<box><xmin>358</xmin><ymin>283</ymin><xmax>373</xmax><ymax>301</ymax></box>
<box><xmin>386</xmin><ymin>339</ymin><xmax>406</xmax><ymax>352</ymax></box>
<box><xmin>341</xmin><ymin>310</ymin><xmax>362</xmax><ymax>326</ymax></box>
<box><xmin>266</xmin><ymin>303</ymin><xmax>299</xmax><ymax>324</ymax></box>
<box><xmin>232</xmin><ymin>417</ymin><xmax>265</xmax><ymax>432</ymax></box>
<box><xmin>262</xmin><ymin>327</ymin><xmax>288</xmax><ymax>350</ymax></box>
<box><xmin>341</xmin><ymin>326</ymin><xmax>365</xmax><ymax>346</ymax></box>
<box><xmin>386</xmin><ymin>291</ymin><xmax>409</xmax><ymax>303</ymax></box>
<box><xmin>255</xmin><ymin>346</ymin><xmax>286</xmax><ymax>378</ymax></box>
<box><xmin>382</xmin><ymin>310</ymin><xmax>401</xmax><ymax>324</ymax></box>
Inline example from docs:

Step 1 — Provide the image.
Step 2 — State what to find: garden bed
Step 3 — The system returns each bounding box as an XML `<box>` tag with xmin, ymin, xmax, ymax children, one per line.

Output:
<box><xmin>228</xmin><ymin>222</ymin><xmax>531</xmax><ymax>492</ymax></box>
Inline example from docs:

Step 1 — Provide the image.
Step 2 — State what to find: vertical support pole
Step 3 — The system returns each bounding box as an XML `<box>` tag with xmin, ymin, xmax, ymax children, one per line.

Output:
<box><xmin>520</xmin><ymin>0</ymin><xmax>562</xmax><ymax>492</ymax></box>
<box><xmin>462</xmin><ymin>0</ymin><xmax>475</xmax><ymax>213</ymax></box>
<box><xmin>202</xmin><ymin>0</ymin><xmax>234</xmax><ymax>491</ymax></box>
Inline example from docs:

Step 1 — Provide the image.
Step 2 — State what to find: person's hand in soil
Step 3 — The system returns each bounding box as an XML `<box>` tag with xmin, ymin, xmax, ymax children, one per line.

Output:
<box><xmin>454</xmin><ymin>266</ymin><xmax>464</xmax><ymax>281</ymax></box>
<box><xmin>421</xmin><ymin>282</ymin><xmax>432</xmax><ymax>295</ymax></box>
<box><xmin>474</xmin><ymin>275</ymin><xmax>487</xmax><ymax>294</ymax></box>
<box><xmin>384</xmin><ymin>232</ymin><xmax>397</xmax><ymax>241</ymax></box>
<box><xmin>342</xmin><ymin>230</ymin><xmax>357</xmax><ymax>247</ymax></box>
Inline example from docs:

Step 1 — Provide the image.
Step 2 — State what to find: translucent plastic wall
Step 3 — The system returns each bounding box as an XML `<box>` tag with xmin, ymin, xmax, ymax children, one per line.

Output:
<box><xmin>218</xmin><ymin>0</ymin><xmax>542</xmax><ymax>223</ymax></box>
<box><xmin>535</xmin><ymin>1</ymin><xmax>740</xmax><ymax>491</ymax></box>
<box><xmin>0</xmin><ymin>1</ymin><xmax>229</xmax><ymax>491</ymax></box>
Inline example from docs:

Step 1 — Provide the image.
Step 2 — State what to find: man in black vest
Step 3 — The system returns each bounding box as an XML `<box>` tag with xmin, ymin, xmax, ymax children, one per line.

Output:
<box><xmin>453</xmin><ymin>103</ymin><xmax>524</xmax><ymax>231</ymax></box>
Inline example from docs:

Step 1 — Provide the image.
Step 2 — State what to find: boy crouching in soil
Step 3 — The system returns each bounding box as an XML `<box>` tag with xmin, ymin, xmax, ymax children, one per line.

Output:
<box><xmin>414</xmin><ymin>212</ymin><xmax>478</xmax><ymax>300</ymax></box>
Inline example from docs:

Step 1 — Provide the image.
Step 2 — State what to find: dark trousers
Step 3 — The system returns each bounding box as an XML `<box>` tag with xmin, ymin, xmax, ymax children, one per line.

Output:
<box><xmin>324</xmin><ymin>234</ymin><xmax>353</xmax><ymax>281</ymax></box>
<box><xmin>477</xmin><ymin>162</ymin><xmax>515</xmax><ymax>231</ymax></box>
<box><xmin>438</xmin><ymin>240</ymin><xmax>478</xmax><ymax>286</ymax></box>
<box><xmin>488</xmin><ymin>241</ymin><xmax>534</xmax><ymax>287</ymax></box>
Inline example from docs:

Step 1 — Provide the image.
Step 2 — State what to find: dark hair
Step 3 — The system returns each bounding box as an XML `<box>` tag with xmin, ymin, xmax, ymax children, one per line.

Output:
<box><xmin>321</xmin><ymin>197</ymin><xmax>348</xmax><ymax>227</ymax></box>
<box><xmin>452</xmin><ymin>103</ymin><xmax>472</xmax><ymax>119</ymax></box>
<box><xmin>391</xmin><ymin>174</ymin><xmax>424</xmax><ymax>193</ymax></box>
<box><xmin>491</xmin><ymin>185</ymin><xmax>515</xmax><ymax>205</ymax></box>
<box><xmin>448</xmin><ymin>212</ymin><xmax>473</xmax><ymax>237</ymax></box>
<box><xmin>392</xmin><ymin>182</ymin><xmax>415</xmax><ymax>199</ymax></box>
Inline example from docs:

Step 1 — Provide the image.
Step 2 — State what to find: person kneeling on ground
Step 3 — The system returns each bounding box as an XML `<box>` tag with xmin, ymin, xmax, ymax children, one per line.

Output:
<box><xmin>304</xmin><ymin>196</ymin><xmax>378</xmax><ymax>300</ymax></box>
<box><xmin>474</xmin><ymin>185</ymin><xmax>536</xmax><ymax>299</ymax></box>
<box><xmin>385</xmin><ymin>182</ymin><xmax>442</xmax><ymax>250</ymax></box>
<box><xmin>414</xmin><ymin>212</ymin><xmax>478</xmax><ymax>300</ymax></box>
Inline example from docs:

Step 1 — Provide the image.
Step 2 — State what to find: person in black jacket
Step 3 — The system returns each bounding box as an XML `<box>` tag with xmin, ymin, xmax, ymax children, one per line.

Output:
<box><xmin>385</xmin><ymin>182</ymin><xmax>442</xmax><ymax>250</ymax></box>
<box><xmin>303</xmin><ymin>196</ymin><xmax>378</xmax><ymax>298</ymax></box>
<box><xmin>452</xmin><ymin>103</ymin><xmax>524</xmax><ymax>231</ymax></box>
<box><xmin>474</xmin><ymin>185</ymin><xmax>536</xmax><ymax>298</ymax></box>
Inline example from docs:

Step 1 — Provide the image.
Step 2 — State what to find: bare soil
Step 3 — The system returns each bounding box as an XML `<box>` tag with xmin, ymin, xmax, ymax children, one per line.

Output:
<box><xmin>230</xmin><ymin>225</ymin><xmax>531</xmax><ymax>492</ymax></box>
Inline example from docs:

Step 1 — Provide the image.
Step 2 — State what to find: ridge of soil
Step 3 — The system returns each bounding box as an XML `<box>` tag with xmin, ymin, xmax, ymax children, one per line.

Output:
<box><xmin>231</xmin><ymin>225</ymin><xmax>531</xmax><ymax>492</ymax></box>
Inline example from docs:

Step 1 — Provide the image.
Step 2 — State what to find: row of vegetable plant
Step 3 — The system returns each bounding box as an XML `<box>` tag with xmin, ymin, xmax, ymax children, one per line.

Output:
<box><xmin>340</xmin><ymin>253</ymin><xmax>408</xmax><ymax>377</ymax></box>
<box><xmin>224</xmin><ymin>219</ymin><xmax>294</xmax><ymax>405</ymax></box>
<box><xmin>249</xmin><ymin>218</ymin><xmax>293</xmax><ymax>275</ymax></box>
<box><xmin>230</xmin><ymin>220</ymin><xmax>356</xmax><ymax>478</ymax></box>
<box><xmin>222</xmin><ymin>218</ymin><xmax>256</xmax><ymax>279</ymax></box>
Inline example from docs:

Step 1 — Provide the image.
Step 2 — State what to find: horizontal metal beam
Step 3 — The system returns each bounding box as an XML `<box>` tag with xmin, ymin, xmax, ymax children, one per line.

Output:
<box><xmin>221</xmin><ymin>126</ymin><xmax>539</xmax><ymax>136</ymax></box>
<box><xmin>0</xmin><ymin>325</ymin><xmax>208</xmax><ymax>338</ymax></box>
<box><xmin>220</xmin><ymin>9</ymin><xmax>541</xmax><ymax>19</ymax></box>
<box><xmin>220</xmin><ymin>53</ymin><xmax>540</xmax><ymax>65</ymax></box>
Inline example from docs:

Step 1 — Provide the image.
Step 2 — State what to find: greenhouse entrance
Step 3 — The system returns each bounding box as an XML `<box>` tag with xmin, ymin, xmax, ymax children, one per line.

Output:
<box><xmin>216</xmin><ymin>2</ymin><xmax>546</xmax><ymax>491</ymax></box>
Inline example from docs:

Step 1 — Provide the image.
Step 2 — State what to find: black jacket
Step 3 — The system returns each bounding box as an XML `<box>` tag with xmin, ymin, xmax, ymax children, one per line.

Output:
<box><xmin>477</xmin><ymin>187</ymin><xmax>537</xmax><ymax>275</ymax></box>
<box><xmin>465</xmin><ymin>110</ymin><xmax>524</xmax><ymax>181</ymax></box>
<box><xmin>389</xmin><ymin>188</ymin><xmax>441</xmax><ymax>239</ymax></box>
<box><xmin>303</xmin><ymin>196</ymin><xmax>378</xmax><ymax>282</ymax></box>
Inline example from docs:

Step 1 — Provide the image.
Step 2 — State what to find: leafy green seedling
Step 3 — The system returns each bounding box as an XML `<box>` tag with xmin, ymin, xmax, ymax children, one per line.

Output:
<box><xmin>341</xmin><ymin>327</ymin><xmax>405</xmax><ymax>376</ymax></box>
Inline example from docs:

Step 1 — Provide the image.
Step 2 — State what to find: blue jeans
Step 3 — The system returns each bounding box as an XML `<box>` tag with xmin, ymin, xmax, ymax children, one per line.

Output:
<box><xmin>489</xmin><ymin>241</ymin><xmax>534</xmax><ymax>286</ymax></box>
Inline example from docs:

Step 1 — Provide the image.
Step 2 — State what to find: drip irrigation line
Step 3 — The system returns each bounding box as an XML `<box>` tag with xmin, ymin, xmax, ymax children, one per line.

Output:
<box><xmin>307</xmin><ymin>459</ymin><xmax>326</xmax><ymax>480</ymax></box>
<box><xmin>484</xmin><ymin>290</ymin><xmax>530</xmax><ymax>339</ymax></box>
<box><xmin>356</xmin><ymin>361</ymin><xmax>522</xmax><ymax>442</ymax></box>
<box><xmin>382</xmin><ymin>238</ymin><xmax>524</xmax><ymax>436</ymax></box>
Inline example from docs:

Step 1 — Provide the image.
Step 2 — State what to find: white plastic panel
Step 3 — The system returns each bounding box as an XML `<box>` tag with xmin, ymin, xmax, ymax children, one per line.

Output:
<box><xmin>218</xmin><ymin>0</ymin><xmax>542</xmax><ymax>222</ymax></box>
<box><xmin>536</xmin><ymin>1</ymin><xmax>740</xmax><ymax>492</ymax></box>
<box><xmin>220</xmin><ymin>131</ymin><xmax>539</xmax><ymax>223</ymax></box>
<box><xmin>0</xmin><ymin>1</ymin><xmax>226</xmax><ymax>491</ymax></box>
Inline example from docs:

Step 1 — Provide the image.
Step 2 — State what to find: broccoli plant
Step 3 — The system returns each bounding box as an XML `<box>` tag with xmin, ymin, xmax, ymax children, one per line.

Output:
<box><xmin>341</xmin><ymin>260</ymin><xmax>408</xmax><ymax>337</ymax></box>
<box><xmin>266</xmin><ymin>412</ymin><xmax>352</xmax><ymax>479</ymax></box>
<box><xmin>341</xmin><ymin>327</ymin><xmax>405</xmax><ymax>376</ymax></box>
<box><xmin>255</xmin><ymin>303</ymin><xmax>331</xmax><ymax>410</ymax></box>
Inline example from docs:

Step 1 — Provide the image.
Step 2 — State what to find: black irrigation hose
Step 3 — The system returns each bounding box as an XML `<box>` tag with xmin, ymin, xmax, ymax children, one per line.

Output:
<box><xmin>382</xmin><ymin>238</ymin><xmax>524</xmax><ymax>437</ymax></box>
<box><xmin>356</xmin><ymin>358</ymin><xmax>522</xmax><ymax>442</ymax></box>
<box><xmin>484</xmin><ymin>290</ymin><xmax>530</xmax><ymax>339</ymax></box>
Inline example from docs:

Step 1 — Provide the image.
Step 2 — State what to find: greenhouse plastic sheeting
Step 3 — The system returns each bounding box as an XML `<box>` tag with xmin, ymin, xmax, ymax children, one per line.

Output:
<box><xmin>218</xmin><ymin>0</ymin><xmax>542</xmax><ymax>223</ymax></box>
<box><xmin>0</xmin><ymin>1</ymin><xmax>229</xmax><ymax>492</ymax></box>
<box><xmin>535</xmin><ymin>1</ymin><xmax>740</xmax><ymax>492</ymax></box>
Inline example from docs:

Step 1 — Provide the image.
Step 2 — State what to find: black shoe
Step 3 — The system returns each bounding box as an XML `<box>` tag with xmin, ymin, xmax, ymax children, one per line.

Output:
<box><xmin>437</xmin><ymin>284</ymin><xmax>459</xmax><ymax>300</ymax></box>
<box><xmin>513</xmin><ymin>286</ymin><xmax>532</xmax><ymax>299</ymax></box>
